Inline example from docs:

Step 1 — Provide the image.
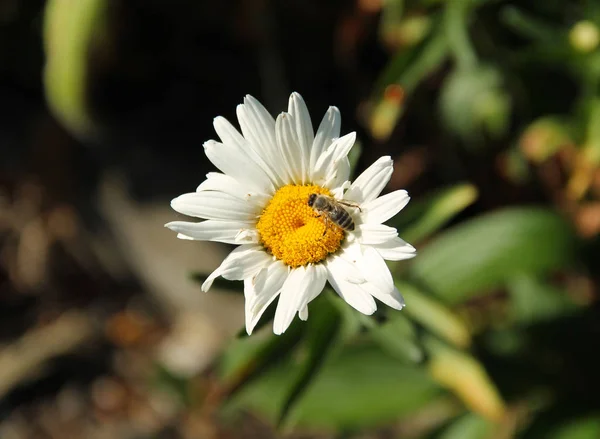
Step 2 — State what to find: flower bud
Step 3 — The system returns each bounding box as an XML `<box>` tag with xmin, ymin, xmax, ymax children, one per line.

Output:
<box><xmin>569</xmin><ymin>20</ymin><xmax>600</xmax><ymax>53</ymax></box>
<box><xmin>369</xmin><ymin>84</ymin><xmax>405</xmax><ymax>141</ymax></box>
<box><xmin>519</xmin><ymin>118</ymin><xmax>572</xmax><ymax>163</ymax></box>
<box><xmin>439</xmin><ymin>65</ymin><xmax>511</xmax><ymax>146</ymax></box>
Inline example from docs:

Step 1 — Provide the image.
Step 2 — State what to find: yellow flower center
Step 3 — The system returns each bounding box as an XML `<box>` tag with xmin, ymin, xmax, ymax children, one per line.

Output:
<box><xmin>256</xmin><ymin>184</ymin><xmax>345</xmax><ymax>267</ymax></box>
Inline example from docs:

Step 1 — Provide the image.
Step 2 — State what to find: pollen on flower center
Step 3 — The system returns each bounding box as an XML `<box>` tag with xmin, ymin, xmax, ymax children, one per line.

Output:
<box><xmin>256</xmin><ymin>184</ymin><xmax>346</xmax><ymax>267</ymax></box>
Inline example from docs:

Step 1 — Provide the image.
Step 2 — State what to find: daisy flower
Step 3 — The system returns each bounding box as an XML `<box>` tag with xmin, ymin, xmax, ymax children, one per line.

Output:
<box><xmin>166</xmin><ymin>93</ymin><xmax>416</xmax><ymax>335</ymax></box>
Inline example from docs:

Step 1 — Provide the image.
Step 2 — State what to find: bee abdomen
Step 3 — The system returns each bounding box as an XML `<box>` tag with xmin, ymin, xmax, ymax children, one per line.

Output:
<box><xmin>336</xmin><ymin>212</ymin><xmax>355</xmax><ymax>230</ymax></box>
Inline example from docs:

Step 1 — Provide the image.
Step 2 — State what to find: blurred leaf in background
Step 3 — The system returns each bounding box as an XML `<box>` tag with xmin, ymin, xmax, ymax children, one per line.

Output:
<box><xmin>410</xmin><ymin>208</ymin><xmax>577</xmax><ymax>304</ymax></box>
<box><xmin>44</xmin><ymin>0</ymin><xmax>108</xmax><ymax>137</ymax></box>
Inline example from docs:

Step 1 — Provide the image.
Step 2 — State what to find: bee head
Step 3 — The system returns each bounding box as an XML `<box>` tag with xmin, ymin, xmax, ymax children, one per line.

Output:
<box><xmin>307</xmin><ymin>193</ymin><xmax>317</xmax><ymax>207</ymax></box>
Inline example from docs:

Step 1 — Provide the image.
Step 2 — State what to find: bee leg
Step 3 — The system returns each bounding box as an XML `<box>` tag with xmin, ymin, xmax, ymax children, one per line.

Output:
<box><xmin>339</xmin><ymin>200</ymin><xmax>362</xmax><ymax>212</ymax></box>
<box><xmin>322</xmin><ymin>216</ymin><xmax>329</xmax><ymax>236</ymax></box>
<box><xmin>313</xmin><ymin>212</ymin><xmax>328</xmax><ymax>236</ymax></box>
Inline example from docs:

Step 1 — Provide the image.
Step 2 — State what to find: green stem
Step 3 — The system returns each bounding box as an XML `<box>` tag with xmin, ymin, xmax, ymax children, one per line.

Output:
<box><xmin>445</xmin><ymin>0</ymin><xmax>478</xmax><ymax>69</ymax></box>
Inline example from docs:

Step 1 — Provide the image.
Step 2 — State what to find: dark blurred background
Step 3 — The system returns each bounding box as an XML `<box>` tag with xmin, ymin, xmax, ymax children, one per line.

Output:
<box><xmin>1</xmin><ymin>0</ymin><xmax>600</xmax><ymax>438</ymax></box>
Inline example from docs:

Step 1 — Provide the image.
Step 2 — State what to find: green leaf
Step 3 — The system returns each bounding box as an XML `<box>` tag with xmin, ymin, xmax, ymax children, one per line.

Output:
<box><xmin>44</xmin><ymin>0</ymin><xmax>108</xmax><ymax>137</ymax></box>
<box><xmin>410</xmin><ymin>207</ymin><xmax>577</xmax><ymax>304</ymax></box>
<box><xmin>398</xmin><ymin>281</ymin><xmax>471</xmax><ymax>348</ymax></box>
<box><xmin>445</xmin><ymin>0</ymin><xmax>477</xmax><ymax>69</ymax></box>
<box><xmin>548</xmin><ymin>417</ymin><xmax>600</xmax><ymax>439</ymax></box>
<box><xmin>228</xmin><ymin>344</ymin><xmax>441</xmax><ymax>429</ymax></box>
<box><xmin>369</xmin><ymin>18</ymin><xmax>448</xmax><ymax>139</ymax></box>
<box><xmin>507</xmin><ymin>275</ymin><xmax>582</xmax><ymax>325</ymax></box>
<box><xmin>374</xmin><ymin>15</ymin><xmax>448</xmax><ymax>96</ymax></box>
<box><xmin>500</xmin><ymin>6</ymin><xmax>562</xmax><ymax>42</ymax></box>
<box><xmin>365</xmin><ymin>312</ymin><xmax>424</xmax><ymax>364</ymax></box>
<box><xmin>277</xmin><ymin>294</ymin><xmax>345</xmax><ymax>427</ymax></box>
<box><xmin>394</xmin><ymin>183</ymin><xmax>478</xmax><ymax>243</ymax></box>
<box><xmin>425</xmin><ymin>337</ymin><xmax>505</xmax><ymax>422</ymax></box>
<box><xmin>379</xmin><ymin>0</ymin><xmax>405</xmax><ymax>45</ymax></box>
<box><xmin>582</xmin><ymin>98</ymin><xmax>600</xmax><ymax>165</ymax></box>
<box><xmin>436</xmin><ymin>413</ymin><xmax>494</xmax><ymax>439</ymax></box>
<box><xmin>218</xmin><ymin>317</ymin><xmax>306</xmax><ymax>399</ymax></box>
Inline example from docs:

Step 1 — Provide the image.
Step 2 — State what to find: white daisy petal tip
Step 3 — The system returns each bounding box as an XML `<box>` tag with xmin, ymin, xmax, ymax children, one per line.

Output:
<box><xmin>201</xmin><ymin>274</ymin><xmax>216</xmax><ymax>292</ymax></box>
<box><xmin>170</xmin><ymin>195</ymin><xmax>186</xmax><ymax>214</ymax></box>
<box><xmin>384</xmin><ymin>287</ymin><xmax>406</xmax><ymax>310</ymax></box>
<box><xmin>288</xmin><ymin>93</ymin><xmax>303</xmax><ymax>110</ymax></box>
<box><xmin>174</xmin><ymin>233</ymin><xmax>191</xmax><ymax>240</ymax></box>
<box><xmin>202</xmin><ymin>139</ymin><xmax>216</xmax><ymax>149</ymax></box>
<box><xmin>299</xmin><ymin>306</ymin><xmax>309</xmax><ymax>321</ymax></box>
<box><xmin>244</xmin><ymin>94</ymin><xmax>258</xmax><ymax>103</ymax></box>
<box><xmin>167</xmin><ymin>92</ymin><xmax>415</xmax><ymax>335</ymax></box>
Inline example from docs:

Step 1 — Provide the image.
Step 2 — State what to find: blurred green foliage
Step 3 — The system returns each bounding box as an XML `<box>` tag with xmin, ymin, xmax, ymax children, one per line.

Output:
<box><xmin>44</xmin><ymin>0</ymin><xmax>108</xmax><ymax>137</ymax></box>
<box><xmin>410</xmin><ymin>208</ymin><xmax>576</xmax><ymax>304</ymax></box>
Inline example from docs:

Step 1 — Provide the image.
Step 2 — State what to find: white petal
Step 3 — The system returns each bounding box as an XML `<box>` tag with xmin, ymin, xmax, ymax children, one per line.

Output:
<box><xmin>349</xmin><ymin>245</ymin><xmax>406</xmax><ymax>310</ymax></box>
<box><xmin>197</xmin><ymin>172</ymin><xmax>270</xmax><ymax>206</ymax></box>
<box><xmin>273</xmin><ymin>264</ymin><xmax>327</xmax><ymax>335</ymax></box>
<box><xmin>299</xmin><ymin>306</ymin><xmax>309</xmax><ymax>321</ymax></box>
<box><xmin>313</xmin><ymin>132</ymin><xmax>356</xmax><ymax>186</ymax></box>
<box><xmin>213</xmin><ymin>116</ymin><xmax>248</xmax><ymax>150</ymax></box>
<box><xmin>344</xmin><ymin>156</ymin><xmax>394</xmax><ymax>204</ymax></box>
<box><xmin>324</xmin><ymin>157</ymin><xmax>350</xmax><ymax>191</ymax></box>
<box><xmin>246</xmin><ymin>288</ymin><xmax>279</xmax><ymax>335</ymax></box>
<box><xmin>213</xmin><ymin>117</ymin><xmax>283</xmax><ymax>188</ymax></box>
<box><xmin>236</xmin><ymin>96</ymin><xmax>287</xmax><ymax>186</ymax></box>
<box><xmin>356</xmin><ymin>223</ymin><xmax>399</xmax><ymax>245</ymax></box>
<box><xmin>311</xmin><ymin>106</ymin><xmax>341</xmax><ymax>170</ymax></box>
<box><xmin>326</xmin><ymin>258</ymin><xmax>377</xmax><ymax>315</ymax></box>
<box><xmin>276</xmin><ymin>112</ymin><xmax>304</xmax><ymax>184</ymax></box>
<box><xmin>325</xmin><ymin>253</ymin><xmax>366</xmax><ymax>284</ymax></box>
<box><xmin>363</xmin><ymin>284</ymin><xmax>406</xmax><ymax>310</ymax></box>
<box><xmin>244</xmin><ymin>280</ymin><xmax>281</xmax><ymax>335</ymax></box>
<box><xmin>327</xmin><ymin>132</ymin><xmax>356</xmax><ymax>166</ymax></box>
<box><xmin>171</xmin><ymin>191</ymin><xmax>260</xmax><ymax>221</ymax></box>
<box><xmin>288</xmin><ymin>92</ymin><xmax>314</xmax><ymax>182</ymax></box>
<box><xmin>361</xmin><ymin>190</ymin><xmax>410</xmax><ymax>224</ymax></box>
<box><xmin>165</xmin><ymin>220</ymin><xmax>255</xmax><ymax>244</ymax></box>
<box><xmin>372</xmin><ymin>237</ymin><xmax>417</xmax><ymax>261</ymax></box>
<box><xmin>202</xmin><ymin>245</ymin><xmax>270</xmax><ymax>292</ymax></box>
<box><xmin>235</xmin><ymin>228</ymin><xmax>260</xmax><ymax>244</ymax></box>
<box><xmin>331</xmin><ymin>181</ymin><xmax>351</xmax><ymax>199</ymax></box>
<box><xmin>312</xmin><ymin>145</ymin><xmax>335</xmax><ymax>183</ymax></box>
<box><xmin>350</xmin><ymin>244</ymin><xmax>394</xmax><ymax>295</ymax></box>
<box><xmin>237</xmin><ymin>96</ymin><xmax>277</xmax><ymax>152</ymax></box>
<box><xmin>245</xmin><ymin>267</ymin><xmax>267</xmax><ymax>302</ymax></box>
<box><xmin>248</xmin><ymin>261</ymin><xmax>288</xmax><ymax>310</ymax></box>
<box><xmin>244</xmin><ymin>261</ymin><xmax>288</xmax><ymax>335</ymax></box>
<box><xmin>323</xmin><ymin>133</ymin><xmax>356</xmax><ymax>188</ymax></box>
<box><xmin>196</xmin><ymin>172</ymin><xmax>232</xmax><ymax>192</ymax></box>
<box><xmin>203</xmin><ymin>140</ymin><xmax>275</xmax><ymax>194</ymax></box>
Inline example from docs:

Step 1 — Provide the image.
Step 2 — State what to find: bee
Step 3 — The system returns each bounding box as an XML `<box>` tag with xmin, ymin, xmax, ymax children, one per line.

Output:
<box><xmin>308</xmin><ymin>194</ymin><xmax>361</xmax><ymax>233</ymax></box>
